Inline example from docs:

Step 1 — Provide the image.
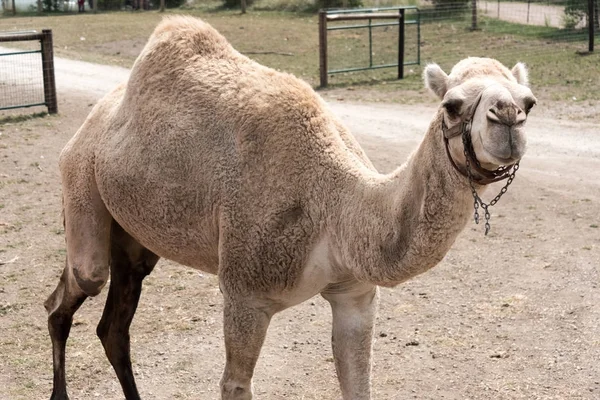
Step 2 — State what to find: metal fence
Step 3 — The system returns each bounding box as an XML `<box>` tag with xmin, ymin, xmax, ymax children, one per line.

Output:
<box><xmin>0</xmin><ymin>30</ymin><xmax>57</xmax><ymax>113</ymax></box>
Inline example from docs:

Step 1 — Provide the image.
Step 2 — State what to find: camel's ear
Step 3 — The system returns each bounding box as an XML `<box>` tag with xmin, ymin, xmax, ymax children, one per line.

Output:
<box><xmin>511</xmin><ymin>62</ymin><xmax>529</xmax><ymax>86</ymax></box>
<box><xmin>441</xmin><ymin>89</ymin><xmax>466</xmax><ymax>121</ymax></box>
<box><xmin>423</xmin><ymin>63</ymin><xmax>449</xmax><ymax>99</ymax></box>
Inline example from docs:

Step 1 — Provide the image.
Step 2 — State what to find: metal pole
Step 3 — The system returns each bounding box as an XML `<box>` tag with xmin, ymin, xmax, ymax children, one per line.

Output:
<box><xmin>589</xmin><ymin>0</ymin><xmax>595</xmax><ymax>52</ymax></box>
<box><xmin>368</xmin><ymin>18</ymin><xmax>373</xmax><ymax>68</ymax></box>
<box><xmin>417</xmin><ymin>10</ymin><xmax>421</xmax><ymax>65</ymax></box>
<box><xmin>471</xmin><ymin>0</ymin><xmax>478</xmax><ymax>30</ymax></box>
<box><xmin>319</xmin><ymin>10</ymin><xmax>328</xmax><ymax>87</ymax></box>
<box><xmin>398</xmin><ymin>9</ymin><xmax>404</xmax><ymax>79</ymax></box>
<box><xmin>41</xmin><ymin>30</ymin><xmax>58</xmax><ymax>114</ymax></box>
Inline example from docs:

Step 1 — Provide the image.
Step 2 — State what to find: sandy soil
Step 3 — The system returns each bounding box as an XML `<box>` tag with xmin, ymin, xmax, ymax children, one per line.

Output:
<box><xmin>1</xmin><ymin>56</ymin><xmax>599</xmax><ymax>399</ymax></box>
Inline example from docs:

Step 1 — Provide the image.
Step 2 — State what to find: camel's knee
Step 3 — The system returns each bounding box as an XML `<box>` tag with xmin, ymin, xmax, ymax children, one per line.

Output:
<box><xmin>71</xmin><ymin>262</ymin><xmax>108</xmax><ymax>297</ymax></box>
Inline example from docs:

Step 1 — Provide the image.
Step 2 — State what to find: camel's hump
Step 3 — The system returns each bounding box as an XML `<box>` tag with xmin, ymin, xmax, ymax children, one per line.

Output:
<box><xmin>136</xmin><ymin>16</ymin><xmax>234</xmax><ymax>65</ymax></box>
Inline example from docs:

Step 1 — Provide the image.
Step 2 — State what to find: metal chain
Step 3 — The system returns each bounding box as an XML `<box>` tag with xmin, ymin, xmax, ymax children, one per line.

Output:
<box><xmin>462</xmin><ymin>126</ymin><xmax>519</xmax><ymax>236</ymax></box>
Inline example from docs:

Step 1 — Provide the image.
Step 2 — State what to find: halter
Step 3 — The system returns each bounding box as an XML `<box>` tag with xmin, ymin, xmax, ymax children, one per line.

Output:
<box><xmin>441</xmin><ymin>91</ymin><xmax>520</xmax><ymax>235</ymax></box>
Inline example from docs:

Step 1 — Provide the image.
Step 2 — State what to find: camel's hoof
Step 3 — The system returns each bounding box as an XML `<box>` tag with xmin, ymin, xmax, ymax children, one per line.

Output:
<box><xmin>50</xmin><ymin>391</ymin><xmax>69</xmax><ymax>400</ymax></box>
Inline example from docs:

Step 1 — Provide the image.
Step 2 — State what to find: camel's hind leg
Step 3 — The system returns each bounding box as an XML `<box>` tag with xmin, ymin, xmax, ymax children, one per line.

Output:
<box><xmin>44</xmin><ymin>174</ymin><xmax>112</xmax><ymax>400</ymax></box>
<box><xmin>44</xmin><ymin>265</ymin><xmax>88</xmax><ymax>400</ymax></box>
<box><xmin>97</xmin><ymin>222</ymin><xmax>159</xmax><ymax>400</ymax></box>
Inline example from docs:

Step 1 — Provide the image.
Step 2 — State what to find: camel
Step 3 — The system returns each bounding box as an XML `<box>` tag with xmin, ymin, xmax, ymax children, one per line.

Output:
<box><xmin>44</xmin><ymin>16</ymin><xmax>537</xmax><ymax>400</ymax></box>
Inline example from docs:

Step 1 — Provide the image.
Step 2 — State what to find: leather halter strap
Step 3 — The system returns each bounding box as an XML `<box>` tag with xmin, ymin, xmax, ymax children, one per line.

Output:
<box><xmin>442</xmin><ymin>92</ymin><xmax>515</xmax><ymax>185</ymax></box>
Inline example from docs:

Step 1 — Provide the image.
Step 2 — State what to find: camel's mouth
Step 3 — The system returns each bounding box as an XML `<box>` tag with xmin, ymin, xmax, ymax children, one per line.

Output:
<box><xmin>476</xmin><ymin>116</ymin><xmax>528</xmax><ymax>169</ymax></box>
<box><xmin>479</xmin><ymin>134</ymin><xmax>525</xmax><ymax>167</ymax></box>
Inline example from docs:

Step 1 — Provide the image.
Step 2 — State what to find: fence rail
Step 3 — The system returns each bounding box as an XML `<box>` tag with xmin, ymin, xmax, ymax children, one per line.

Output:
<box><xmin>0</xmin><ymin>29</ymin><xmax>57</xmax><ymax>114</ymax></box>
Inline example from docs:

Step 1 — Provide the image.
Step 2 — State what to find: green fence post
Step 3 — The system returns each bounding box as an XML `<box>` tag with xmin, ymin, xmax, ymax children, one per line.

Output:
<box><xmin>398</xmin><ymin>9</ymin><xmax>405</xmax><ymax>79</ymax></box>
<box><xmin>368</xmin><ymin>18</ymin><xmax>373</xmax><ymax>68</ymax></box>
<box><xmin>319</xmin><ymin>10</ymin><xmax>328</xmax><ymax>88</ymax></box>
<box><xmin>589</xmin><ymin>0</ymin><xmax>595</xmax><ymax>52</ymax></box>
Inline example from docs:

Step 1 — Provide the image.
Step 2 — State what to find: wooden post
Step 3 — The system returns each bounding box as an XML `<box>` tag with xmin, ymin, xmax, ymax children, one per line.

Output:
<box><xmin>589</xmin><ymin>0</ymin><xmax>595</xmax><ymax>52</ymax></box>
<box><xmin>41</xmin><ymin>30</ymin><xmax>58</xmax><ymax>114</ymax></box>
<box><xmin>471</xmin><ymin>0</ymin><xmax>478</xmax><ymax>30</ymax></box>
<box><xmin>241</xmin><ymin>0</ymin><xmax>246</xmax><ymax>14</ymax></box>
<box><xmin>12</xmin><ymin>0</ymin><xmax>16</xmax><ymax>15</ymax></box>
<box><xmin>37</xmin><ymin>0</ymin><xmax>42</xmax><ymax>13</ymax></box>
<box><xmin>93</xmin><ymin>0</ymin><xmax>97</xmax><ymax>12</ymax></box>
<box><xmin>319</xmin><ymin>10</ymin><xmax>328</xmax><ymax>88</ymax></box>
<box><xmin>398</xmin><ymin>9</ymin><xmax>404</xmax><ymax>79</ymax></box>
<box><xmin>159</xmin><ymin>0</ymin><xmax>165</xmax><ymax>12</ymax></box>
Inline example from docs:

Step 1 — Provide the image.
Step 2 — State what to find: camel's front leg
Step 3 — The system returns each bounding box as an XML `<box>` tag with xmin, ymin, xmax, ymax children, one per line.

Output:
<box><xmin>322</xmin><ymin>283</ymin><xmax>379</xmax><ymax>400</ymax></box>
<box><xmin>220</xmin><ymin>296</ymin><xmax>273</xmax><ymax>400</ymax></box>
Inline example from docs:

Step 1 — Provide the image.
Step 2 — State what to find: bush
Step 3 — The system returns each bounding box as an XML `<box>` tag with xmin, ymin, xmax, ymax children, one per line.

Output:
<box><xmin>563</xmin><ymin>0</ymin><xmax>599</xmax><ymax>29</ymax></box>
<box><xmin>563</xmin><ymin>0</ymin><xmax>586</xmax><ymax>28</ymax></box>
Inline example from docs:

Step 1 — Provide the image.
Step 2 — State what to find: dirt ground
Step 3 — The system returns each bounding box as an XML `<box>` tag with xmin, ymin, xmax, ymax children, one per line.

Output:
<box><xmin>1</xmin><ymin>63</ymin><xmax>600</xmax><ymax>400</ymax></box>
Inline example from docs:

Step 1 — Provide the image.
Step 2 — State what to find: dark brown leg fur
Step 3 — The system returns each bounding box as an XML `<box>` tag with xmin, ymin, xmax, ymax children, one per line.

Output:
<box><xmin>96</xmin><ymin>221</ymin><xmax>159</xmax><ymax>400</ymax></box>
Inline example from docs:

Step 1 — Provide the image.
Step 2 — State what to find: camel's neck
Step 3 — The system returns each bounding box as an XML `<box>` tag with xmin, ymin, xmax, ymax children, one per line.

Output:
<box><xmin>333</xmin><ymin>110</ymin><xmax>478</xmax><ymax>286</ymax></box>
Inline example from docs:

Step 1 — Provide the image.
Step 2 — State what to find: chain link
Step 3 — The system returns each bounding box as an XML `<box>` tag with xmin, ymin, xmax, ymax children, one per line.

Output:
<box><xmin>462</xmin><ymin>125</ymin><xmax>519</xmax><ymax>236</ymax></box>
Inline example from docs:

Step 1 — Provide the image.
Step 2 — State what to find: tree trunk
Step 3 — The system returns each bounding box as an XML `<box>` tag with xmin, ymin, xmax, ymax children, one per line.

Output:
<box><xmin>241</xmin><ymin>0</ymin><xmax>246</xmax><ymax>14</ymax></box>
<box><xmin>159</xmin><ymin>0</ymin><xmax>164</xmax><ymax>12</ymax></box>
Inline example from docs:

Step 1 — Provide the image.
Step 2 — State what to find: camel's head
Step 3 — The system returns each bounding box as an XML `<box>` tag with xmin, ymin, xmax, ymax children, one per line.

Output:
<box><xmin>424</xmin><ymin>57</ymin><xmax>537</xmax><ymax>170</ymax></box>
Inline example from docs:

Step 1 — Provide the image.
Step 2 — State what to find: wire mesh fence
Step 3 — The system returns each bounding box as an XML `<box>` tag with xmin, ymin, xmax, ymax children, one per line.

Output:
<box><xmin>418</xmin><ymin>0</ymin><xmax>597</xmax><ymax>70</ymax></box>
<box><xmin>0</xmin><ymin>48</ymin><xmax>45</xmax><ymax>109</ymax></box>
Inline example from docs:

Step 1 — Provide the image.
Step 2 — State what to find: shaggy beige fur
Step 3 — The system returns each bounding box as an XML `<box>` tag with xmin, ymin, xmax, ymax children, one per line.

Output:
<box><xmin>45</xmin><ymin>16</ymin><xmax>536</xmax><ymax>400</ymax></box>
